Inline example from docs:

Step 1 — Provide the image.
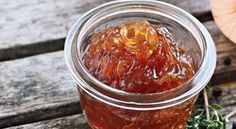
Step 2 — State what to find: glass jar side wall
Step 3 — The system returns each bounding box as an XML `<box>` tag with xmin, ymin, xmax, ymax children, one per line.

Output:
<box><xmin>78</xmin><ymin>86</ymin><xmax>198</xmax><ymax>129</ymax></box>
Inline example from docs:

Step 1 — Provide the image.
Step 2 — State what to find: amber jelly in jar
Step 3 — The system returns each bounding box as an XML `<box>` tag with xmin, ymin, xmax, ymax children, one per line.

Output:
<box><xmin>64</xmin><ymin>0</ymin><xmax>217</xmax><ymax>129</ymax></box>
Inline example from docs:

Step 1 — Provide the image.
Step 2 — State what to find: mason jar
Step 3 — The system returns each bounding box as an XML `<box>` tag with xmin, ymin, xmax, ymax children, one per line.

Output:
<box><xmin>64</xmin><ymin>0</ymin><xmax>217</xmax><ymax>128</ymax></box>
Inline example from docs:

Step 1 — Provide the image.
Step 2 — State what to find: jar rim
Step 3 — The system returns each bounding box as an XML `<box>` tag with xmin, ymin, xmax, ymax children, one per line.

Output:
<box><xmin>64</xmin><ymin>0</ymin><xmax>216</xmax><ymax>110</ymax></box>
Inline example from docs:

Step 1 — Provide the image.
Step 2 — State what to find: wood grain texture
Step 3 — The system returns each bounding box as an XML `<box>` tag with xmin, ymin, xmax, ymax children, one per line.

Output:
<box><xmin>164</xmin><ymin>0</ymin><xmax>210</xmax><ymax>13</ymax></box>
<box><xmin>9</xmin><ymin>83</ymin><xmax>235</xmax><ymax>129</ymax></box>
<box><xmin>0</xmin><ymin>0</ymin><xmax>111</xmax><ymax>49</ymax></box>
<box><xmin>6</xmin><ymin>107</ymin><xmax>236</xmax><ymax>129</ymax></box>
<box><xmin>208</xmin><ymin>83</ymin><xmax>236</xmax><ymax>129</ymax></box>
<box><xmin>0</xmin><ymin>51</ymin><xmax>80</xmax><ymax>128</ymax></box>
<box><xmin>7</xmin><ymin>81</ymin><xmax>236</xmax><ymax>129</ymax></box>
<box><xmin>204</xmin><ymin>21</ymin><xmax>236</xmax><ymax>84</ymax></box>
<box><xmin>7</xmin><ymin>114</ymin><xmax>88</xmax><ymax>129</ymax></box>
<box><xmin>0</xmin><ymin>0</ymin><xmax>210</xmax><ymax>61</ymax></box>
<box><xmin>0</xmin><ymin>0</ymin><xmax>111</xmax><ymax>61</ymax></box>
<box><xmin>208</xmin><ymin>82</ymin><xmax>236</xmax><ymax>108</ymax></box>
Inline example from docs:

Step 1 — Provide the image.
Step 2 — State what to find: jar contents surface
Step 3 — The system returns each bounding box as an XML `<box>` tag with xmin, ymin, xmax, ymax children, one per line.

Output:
<box><xmin>84</xmin><ymin>21</ymin><xmax>195</xmax><ymax>93</ymax></box>
<box><xmin>81</xmin><ymin>21</ymin><xmax>196</xmax><ymax>129</ymax></box>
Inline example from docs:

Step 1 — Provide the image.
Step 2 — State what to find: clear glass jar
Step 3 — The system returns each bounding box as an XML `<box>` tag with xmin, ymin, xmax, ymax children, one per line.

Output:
<box><xmin>64</xmin><ymin>0</ymin><xmax>216</xmax><ymax>129</ymax></box>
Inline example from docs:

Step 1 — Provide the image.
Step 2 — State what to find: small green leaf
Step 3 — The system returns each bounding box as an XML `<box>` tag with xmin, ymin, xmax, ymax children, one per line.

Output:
<box><xmin>193</xmin><ymin>109</ymin><xmax>204</xmax><ymax>116</ymax></box>
<box><xmin>210</xmin><ymin>103</ymin><xmax>223</xmax><ymax>110</ymax></box>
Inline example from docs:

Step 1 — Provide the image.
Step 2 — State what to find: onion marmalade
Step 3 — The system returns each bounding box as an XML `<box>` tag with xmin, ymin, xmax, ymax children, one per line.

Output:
<box><xmin>81</xmin><ymin>21</ymin><xmax>196</xmax><ymax>129</ymax></box>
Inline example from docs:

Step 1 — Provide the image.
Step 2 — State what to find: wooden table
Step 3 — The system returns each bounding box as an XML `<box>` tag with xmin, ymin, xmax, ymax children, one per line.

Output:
<box><xmin>0</xmin><ymin>0</ymin><xmax>235</xmax><ymax>128</ymax></box>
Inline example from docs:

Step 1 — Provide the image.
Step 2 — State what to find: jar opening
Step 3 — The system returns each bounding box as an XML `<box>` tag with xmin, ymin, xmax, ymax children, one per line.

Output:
<box><xmin>65</xmin><ymin>0</ymin><xmax>216</xmax><ymax>110</ymax></box>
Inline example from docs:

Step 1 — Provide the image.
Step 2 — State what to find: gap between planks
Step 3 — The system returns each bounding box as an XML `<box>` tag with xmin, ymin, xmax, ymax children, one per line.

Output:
<box><xmin>0</xmin><ymin>101</ymin><xmax>81</xmax><ymax>128</ymax></box>
<box><xmin>0</xmin><ymin>0</ymin><xmax>212</xmax><ymax>61</ymax></box>
<box><xmin>6</xmin><ymin>108</ymin><xmax>236</xmax><ymax>129</ymax></box>
<box><xmin>0</xmin><ymin>12</ymin><xmax>213</xmax><ymax>61</ymax></box>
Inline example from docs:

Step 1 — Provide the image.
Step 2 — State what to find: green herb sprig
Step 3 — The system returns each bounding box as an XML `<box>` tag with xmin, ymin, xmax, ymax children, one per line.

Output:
<box><xmin>186</xmin><ymin>103</ymin><xmax>226</xmax><ymax>129</ymax></box>
<box><xmin>186</xmin><ymin>88</ymin><xmax>226</xmax><ymax>129</ymax></box>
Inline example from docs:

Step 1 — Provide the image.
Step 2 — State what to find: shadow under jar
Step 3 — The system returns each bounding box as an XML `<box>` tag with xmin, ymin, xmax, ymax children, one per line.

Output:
<box><xmin>64</xmin><ymin>0</ymin><xmax>217</xmax><ymax>129</ymax></box>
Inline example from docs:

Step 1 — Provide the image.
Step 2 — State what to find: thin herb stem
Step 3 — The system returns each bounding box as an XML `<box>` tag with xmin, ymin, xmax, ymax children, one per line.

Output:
<box><xmin>203</xmin><ymin>88</ymin><xmax>210</xmax><ymax>120</ymax></box>
<box><xmin>225</xmin><ymin>108</ymin><xmax>236</xmax><ymax>122</ymax></box>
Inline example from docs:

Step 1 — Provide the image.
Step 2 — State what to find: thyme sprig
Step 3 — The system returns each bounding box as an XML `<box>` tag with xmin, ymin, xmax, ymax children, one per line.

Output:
<box><xmin>186</xmin><ymin>88</ymin><xmax>226</xmax><ymax>129</ymax></box>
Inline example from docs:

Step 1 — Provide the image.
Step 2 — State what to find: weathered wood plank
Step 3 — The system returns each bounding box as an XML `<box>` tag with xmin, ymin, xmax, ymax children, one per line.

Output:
<box><xmin>7</xmin><ymin>81</ymin><xmax>236</xmax><ymax>129</ymax></box>
<box><xmin>0</xmin><ymin>0</ymin><xmax>210</xmax><ymax>48</ymax></box>
<box><xmin>204</xmin><ymin>21</ymin><xmax>236</xmax><ymax>84</ymax></box>
<box><xmin>0</xmin><ymin>51</ymin><xmax>81</xmax><ymax>128</ymax></box>
<box><xmin>1</xmin><ymin>21</ymin><xmax>236</xmax><ymax>128</ymax></box>
<box><xmin>208</xmin><ymin>82</ymin><xmax>236</xmax><ymax>108</ymax></box>
<box><xmin>1</xmin><ymin>82</ymin><xmax>235</xmax><ymax>129</ymax></box>
<box><xmin>6</xmin><ymin>107</ymin><xmax>236</xmax><ymax>129</ymax></box>
<box><xmin>208</xmin><ymin>83</ymin><xmax>236</xmax><ymax>129</ymax></box>
<box><xmin>7</xmin><ymin>114</ymin><xmax>87</xmax><ymax>129</ymax></box>
<box><xmin>9</xmin><ymin>83</ymin><xmax>235</xmax><ymax>129</ymax></box>
<box><xmin>0</xmin><ymin>0</ymin><xmax>211</xmax><ymax>61</ymax></box>
<box><xmin>0</xmin><ymin>0</ymin><xmax>111</xmax><ymax>61</ymax></box>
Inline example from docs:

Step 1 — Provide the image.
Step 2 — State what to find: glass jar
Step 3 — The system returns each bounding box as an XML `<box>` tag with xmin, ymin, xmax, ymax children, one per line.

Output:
<box><xmin>64</xmin><ymin>0</ymin><xmax>216</xmax><ymax>129</ymax></box>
